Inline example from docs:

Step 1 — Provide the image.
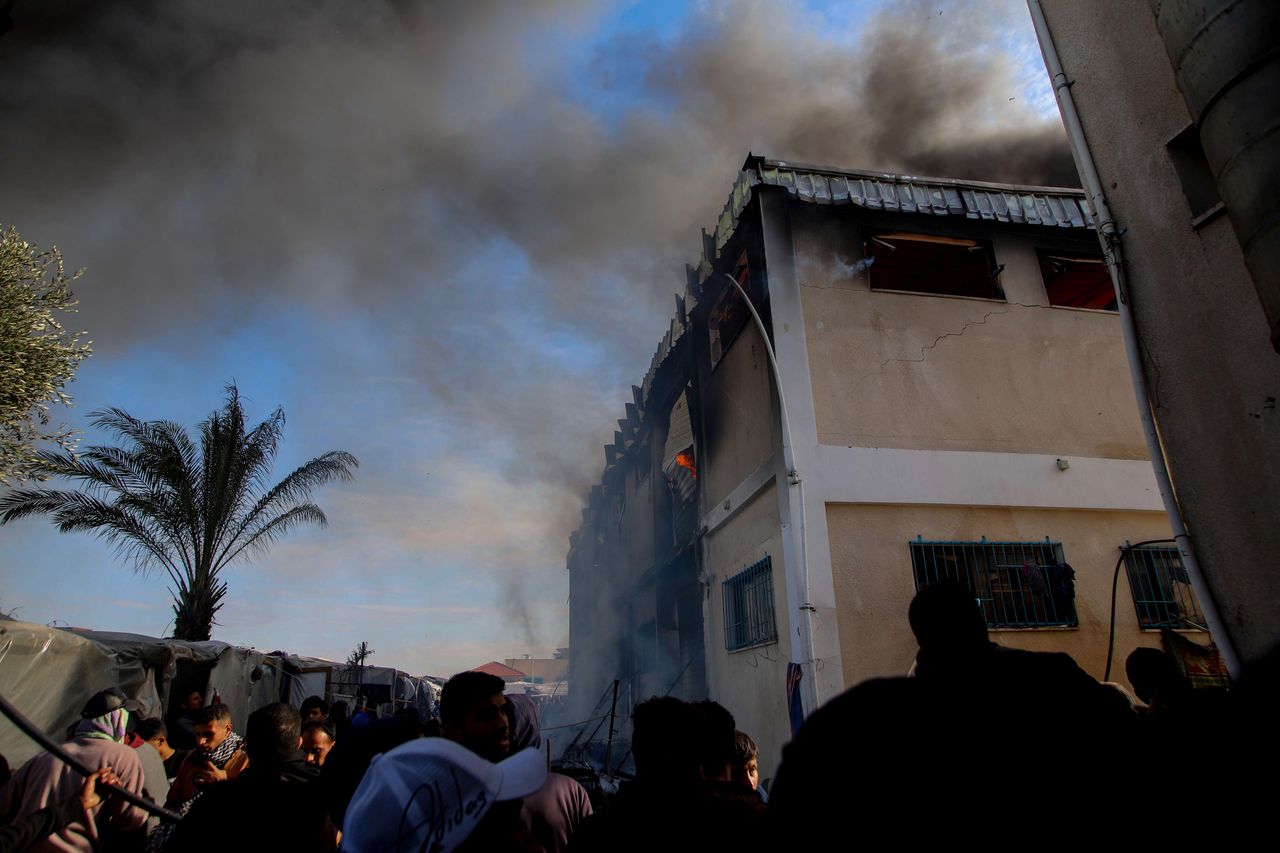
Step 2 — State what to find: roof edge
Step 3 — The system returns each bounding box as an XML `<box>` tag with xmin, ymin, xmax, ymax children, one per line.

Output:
<box><xmin>744</xmin><ymin>152</ymin><xmax>1087</xmax><ymax>196</ymax></box>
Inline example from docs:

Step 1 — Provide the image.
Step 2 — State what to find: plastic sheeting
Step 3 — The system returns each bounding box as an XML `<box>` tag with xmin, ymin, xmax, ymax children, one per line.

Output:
<box><xmin>0</xmin><ymin>620</ymin><xmax>442</xmax><ymax>767</ymax></box>
<box><xmin>0</xmin><ymin>621</ymin><xmax>160</xmax><ymax>766</ymax></box>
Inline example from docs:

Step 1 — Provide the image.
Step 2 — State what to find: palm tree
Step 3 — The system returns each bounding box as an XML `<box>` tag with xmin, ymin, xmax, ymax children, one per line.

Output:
<box><xmin>0</xmin><ymin>384</ymin><xmax>357</xmax><ymax>640</ymax></box>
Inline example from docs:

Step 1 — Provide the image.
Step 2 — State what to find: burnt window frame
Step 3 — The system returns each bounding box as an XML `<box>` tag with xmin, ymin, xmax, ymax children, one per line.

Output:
<box><xmin>864</xmin><ymin>228</ymin><xmax>1006</xmax><ymax>301</ymax></box>
<box><xmin>708</xmin><ymin>252</ymin><xmax>756</xmax><ymax>371</ymax></box>
<box><xmin>1037</xmin><ymin>249</ymin><xmax>1118</xmax><ymax>312</ymax></box>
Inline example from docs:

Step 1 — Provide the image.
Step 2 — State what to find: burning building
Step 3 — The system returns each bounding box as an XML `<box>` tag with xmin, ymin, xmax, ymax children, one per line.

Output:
<box><xmin>567</xmin><ymin>153</ymin><xmax>1221</xmax><ymax>783</ymax></box>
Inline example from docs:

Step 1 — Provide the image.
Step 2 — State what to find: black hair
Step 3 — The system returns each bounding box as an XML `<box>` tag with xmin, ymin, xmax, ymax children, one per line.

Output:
<box><xmin>908</xmin><ymin>579</ymin><xmax>989</xmax><ymax>651</ymax></box>
<box><xmin>134</xmin><ymin>717</ymin><xmax>167</xmax><ymax>741</ymax></box>
<box><xmin>300</xmin><ymin>695</ymin><xmax>329</xmax><ymax>717</ymax></box>
<box><xmin>692</xmin><ymin>700</ymin><xmax>737</xmax><ymax>775</ymax></box>
<box><xmin>194</xmin><ymin>701</ymin><xmax>232</xmax><ymax>725</ymax></box>
<box><xmin>440</xmin><ymin>671</ymin><xmax>505</xmax><ymax>727</ymax></box>
<box><xmin>302</xmin><ymin>717</ymin><xmax>337</xmax><ymax>741</ymax></box>
<box><xmin>245</xmin><ymin>702</ymin><xmax>301</xmax><ymax>761</ymax></box>
<box><xmin>1125</xmin><ymin>647</ymin><xmax>1187</xmax><ymax>703</ymax></box>
<box><xmin>631</xmin><ymin>696</ymin><xmax>703</xmax><ymax>782</ymax></box>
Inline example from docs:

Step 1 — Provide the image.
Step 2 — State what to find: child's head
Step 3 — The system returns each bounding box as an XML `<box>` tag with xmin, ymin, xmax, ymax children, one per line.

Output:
<box><xmin>731</xmin><ymin>730</ymin><xmax>759</xmax><ymax>790</ymax></box>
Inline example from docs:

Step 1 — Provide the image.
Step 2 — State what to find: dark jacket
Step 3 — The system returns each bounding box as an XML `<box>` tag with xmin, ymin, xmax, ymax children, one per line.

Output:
<box><xmin>570</xmin><ymin>779</ymin><xmax>765</xmax><ymax>853</ymax></box>
<box><xmin>168</xmin><ymin>756</ymin><xmax>336</xmax><ymax>852</ymax></box>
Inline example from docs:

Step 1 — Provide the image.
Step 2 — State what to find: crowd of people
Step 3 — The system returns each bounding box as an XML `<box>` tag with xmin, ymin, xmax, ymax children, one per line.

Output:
<box><xmin>0</xmin><ymin>580</ymin><xmax>1271</xmax><ymax>851</ymax></box>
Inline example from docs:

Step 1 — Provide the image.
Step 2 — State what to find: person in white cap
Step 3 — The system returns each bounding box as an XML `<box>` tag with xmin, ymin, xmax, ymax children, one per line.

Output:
<box><xmin>341</xmin><ymin>737</ymin><xmax>548</xmax><ymax>852</ymax></box>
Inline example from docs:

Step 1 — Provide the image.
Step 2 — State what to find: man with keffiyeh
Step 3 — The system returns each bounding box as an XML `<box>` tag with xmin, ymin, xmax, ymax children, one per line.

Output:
<box><xmin>144</xmin><ymin>702</ymin><xmax>248</xmax><ymax>853</ymax></box>
<box><xmin>0</xmin><ymin>688</ymin><xmax>150</xmax><ymax>852</ymax></box>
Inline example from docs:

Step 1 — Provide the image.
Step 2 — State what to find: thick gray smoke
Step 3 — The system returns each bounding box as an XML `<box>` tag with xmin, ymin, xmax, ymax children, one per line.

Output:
<box><xmin>0</xmin><ymin>0</ymin><xmax>1074</xmax><ymax>647</ymax></box>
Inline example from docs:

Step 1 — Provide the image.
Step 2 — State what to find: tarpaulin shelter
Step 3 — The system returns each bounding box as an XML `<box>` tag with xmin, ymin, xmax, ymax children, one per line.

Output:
<box><xmin>0</xmin><ymin>619</ymin><xmax>437</xmax><ymax>766</ymax></box>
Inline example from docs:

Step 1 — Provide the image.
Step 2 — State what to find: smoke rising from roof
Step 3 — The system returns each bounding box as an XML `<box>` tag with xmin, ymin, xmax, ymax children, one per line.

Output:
<box><xmin>0</xmin><ymin>0</ymin><xmax>1074</xmax><ymax>658</ymax></box>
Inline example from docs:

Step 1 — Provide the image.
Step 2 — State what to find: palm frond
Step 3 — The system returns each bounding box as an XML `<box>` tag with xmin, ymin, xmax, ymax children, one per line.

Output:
<box><xmin>4</xmin><ymin>385</ymin><xmax>355</xmax><ymax>641</ymax></box>
<box><xmin>220</xmin><ymin>450</ymin><xmax>357</xmax><ymax>555</ymax></box>
<box><xmin>214</xmin><ymin>502</ymin><xmax>329</xmax><ymax>572</ymax></box>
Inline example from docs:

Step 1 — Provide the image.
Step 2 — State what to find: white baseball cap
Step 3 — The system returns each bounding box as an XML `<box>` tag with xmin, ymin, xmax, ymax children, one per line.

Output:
<box><xmin>341</xmin><ymin>738</ymin><xmax>548</xmax><ymax>852</ymax></box>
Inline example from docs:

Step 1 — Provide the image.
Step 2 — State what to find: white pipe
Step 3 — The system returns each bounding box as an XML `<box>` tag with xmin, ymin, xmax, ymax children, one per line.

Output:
<box><xmin>1027</xmin><ymin>0</ymin><xmax>1241</xmax><ymax>678</ymax></box>
<box><xmin>721</xmin><ymin>273</ymin><xmax>820</xmax><ymax>714</ymax></box>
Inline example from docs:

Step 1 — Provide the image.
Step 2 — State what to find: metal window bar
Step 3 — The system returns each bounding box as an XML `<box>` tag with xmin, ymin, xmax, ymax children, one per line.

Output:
<box><xmin>724</xmin><ymin>556</ymin><xmax>778</xmax><ymax>651</ymax></box>
<box><xmin>909</xmin><ymin>537</ymin><xmax>1078</xmax><ymax>628</ymax></box>
<box><xmin>1120</xmin><ymin>544</ymin><xmax>1207</xmax><ymax>630</ymax></box>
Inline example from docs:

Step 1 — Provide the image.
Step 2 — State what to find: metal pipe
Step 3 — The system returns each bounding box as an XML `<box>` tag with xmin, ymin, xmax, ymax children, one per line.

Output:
<box><xmin>721</xmin><ymin>273</ymin><xmax>820</xmax><ymax>715</ymax></box>
<box><xmin>0</xmin><ymin>692</ymin><xmax>184</xmax><ymax>822</ymax></box>
<box><xmin>1027</xmin><ymin>0</ymin><xmax>1241</xmax><ymax>677</ymax></box>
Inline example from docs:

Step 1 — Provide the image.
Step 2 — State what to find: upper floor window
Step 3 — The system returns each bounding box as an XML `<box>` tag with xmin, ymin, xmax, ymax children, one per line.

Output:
<box><xmin>709</xmin><ymin>253</ymin><xmax>753</xmax><ymax>369</ymax></box>
<box><xmin>1038</xmin><ymin>250</ymin><xmax>1116</xmax><ymax>311</ymax></box>
<box><xmin>909</xmin><ymin>537</ymin><xmax>1077</xmax><ymax>628</ymax></box>
<box><xmin>865</xmin><ymin>230</ymin><xmax>1004</xmax><ymax>300</ymax></box>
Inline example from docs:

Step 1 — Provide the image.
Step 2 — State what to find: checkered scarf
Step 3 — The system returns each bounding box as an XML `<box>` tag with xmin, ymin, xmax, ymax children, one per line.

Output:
<box><xmin>202</xmin><ymin>731</ymin><xmax>244</xmax><ymax>769</ymax></box>
<box><xmin>146</xmin><ymin>731</ymin><xmax>245</xmax><ymax>853</ymax></box>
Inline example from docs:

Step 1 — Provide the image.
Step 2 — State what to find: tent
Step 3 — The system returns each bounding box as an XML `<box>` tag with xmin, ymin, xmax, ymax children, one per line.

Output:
<box><xmin>0</xmin><ymin>619</ymin><xmax>437</xmax><ymax>766</ymax></box>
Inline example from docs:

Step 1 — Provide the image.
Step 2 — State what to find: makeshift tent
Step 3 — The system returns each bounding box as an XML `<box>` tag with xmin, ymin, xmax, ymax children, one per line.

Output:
<box><xmin>0</xmin><ymin>619</ymin><xmax>438</xmax><ymax>766</ymax></box>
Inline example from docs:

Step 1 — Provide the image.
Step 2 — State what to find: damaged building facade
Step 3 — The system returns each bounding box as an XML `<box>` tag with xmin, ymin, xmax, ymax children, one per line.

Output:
<box><xmin>568</xmin><ymin>154</ymin><xmax>1213</xmax><ymax>779</ymax></box>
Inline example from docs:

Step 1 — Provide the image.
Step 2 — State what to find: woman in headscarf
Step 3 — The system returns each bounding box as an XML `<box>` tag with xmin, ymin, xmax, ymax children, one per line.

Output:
<box><xmin>0</xmin><ymin>689</ymin><xmax>150</xmax><ymax>852</ymax></box>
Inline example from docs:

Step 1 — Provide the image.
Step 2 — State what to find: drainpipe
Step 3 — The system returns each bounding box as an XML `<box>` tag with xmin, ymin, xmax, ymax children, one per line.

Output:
<box><xmin>721</xmin><ymin>273</ymin><xmax>820</xmax><ymax>715</ymax></box>
<box><xmin>1027</xmin><ymin>0</ymin><xmax>1241</xmax><ymax>678</ymax></box>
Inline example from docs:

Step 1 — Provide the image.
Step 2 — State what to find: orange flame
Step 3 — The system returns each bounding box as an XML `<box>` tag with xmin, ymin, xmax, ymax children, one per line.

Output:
<box><xmin>675</xmin><ymin>451</ymin><xmax>697</xmax><ymax>479</ymax></box>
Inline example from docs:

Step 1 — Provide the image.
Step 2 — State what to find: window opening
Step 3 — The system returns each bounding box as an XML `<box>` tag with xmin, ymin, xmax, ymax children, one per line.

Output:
<box><xmin>866</xmin><ymin>230</ymin><xmax>1004</xmax><ymax>300</ymax></box>
<box><xmin>724</xmin><ymin>556</ymin><xmax>778</xmax><ymax>650</ymax></box>
<box><xmin>1038</xmin><ymin>250</ymin><xmax>1116</xmax><ymax>310</ymax></box>
<box><xmin>910</xmin><ymin>537</ymin><xmax>1077</xmax><ymax>628</ymax></box>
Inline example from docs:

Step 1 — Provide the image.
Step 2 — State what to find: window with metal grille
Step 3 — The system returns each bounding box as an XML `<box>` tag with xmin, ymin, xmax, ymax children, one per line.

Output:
<box><xmin>910</xmin><ymin>537</ymin><xmax>1078</xmax><ymax>628</ymax></box>
<box><xmin>1121</xmin><ymin>543</ymin><xmax>1207</xmax><ymax>630</ymax></box>
<box><xmin>724</xmin><ymin>556</ymin><xmax>778</xmax><ymax>651</ymax></box>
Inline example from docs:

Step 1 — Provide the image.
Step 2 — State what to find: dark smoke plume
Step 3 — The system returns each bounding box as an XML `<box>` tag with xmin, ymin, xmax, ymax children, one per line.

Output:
<box><xmin>0</xmin><ymin>0</ymin><xmax>1074</xmax><ymax>645</ymax></box>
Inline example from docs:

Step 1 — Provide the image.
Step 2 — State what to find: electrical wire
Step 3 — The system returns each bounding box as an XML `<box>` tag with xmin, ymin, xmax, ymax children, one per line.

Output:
<box><xmin>1104</xmin><ymin>539</ymin><xmax>1175</xmax><ymax>682</ymax></box>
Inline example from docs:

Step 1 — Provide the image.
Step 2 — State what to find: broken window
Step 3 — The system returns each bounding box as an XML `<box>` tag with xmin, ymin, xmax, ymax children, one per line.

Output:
<box><xmin>662</xmin><ymin>392</ymin><xmax>698</xmax><ymax>547</ymax></box>
<box><xmin>709</xmin><ymin>253</ymin><xmax>752</xmax><ymax>369</ymax></box>
<box><xmin>1038</xmin><ymin>250</ymin><xmax>1116</xmax><ymax>311</ymax></box>
<box><xmin>865</xmin><ymin>230</ymin><xmax>1004</xmax><ymax>300</ymax></box>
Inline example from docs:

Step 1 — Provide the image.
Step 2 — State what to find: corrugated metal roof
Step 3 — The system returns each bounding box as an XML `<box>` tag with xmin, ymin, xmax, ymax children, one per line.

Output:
<box><xmin>713</xmin><ymin>154</ymin><xmax>1093</xmax><ymax>257</ymax></box>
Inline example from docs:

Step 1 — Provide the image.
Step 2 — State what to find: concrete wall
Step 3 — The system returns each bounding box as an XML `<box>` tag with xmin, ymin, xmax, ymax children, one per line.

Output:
<box><xmin>826</xmin><ymin>503</ymin><xmax>1178</xmax><ymax>691</ymax></box>
<box><xmin>1043</xmin><ymin>0</ymin><xmax>1280</xmax><ymax>665</ymax></box>
<box><xmin>702</xmin><ymin>480</ymin><xmax>793</xmax><ymax>781</ymax></box>
<box><xmin>791</xmin><ymin>206</ymin><xmax>1148</xmax><ymax>459</ymax></box>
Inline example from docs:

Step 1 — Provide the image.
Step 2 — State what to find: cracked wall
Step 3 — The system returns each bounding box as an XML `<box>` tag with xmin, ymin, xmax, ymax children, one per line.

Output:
<box><xmin>790</xmin><ymin>204</ymin><xmax>1148</xmax><ymax>459</ymax></box>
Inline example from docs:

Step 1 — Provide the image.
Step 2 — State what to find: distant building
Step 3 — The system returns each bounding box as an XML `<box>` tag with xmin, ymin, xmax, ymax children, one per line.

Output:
<box><xmin>502</xmin><ymin>657</ymin><xmax>568</xmax><ymax>684</ymax></box>
<box><xmin>471</xmin><ymin>661</ymin><xmax>528</xmax><ymax>683</ymax></box>
<box><xmin>568</xmin><ymin>153</ymin><xmax>1220</xmax><ymax>780</ymax></box>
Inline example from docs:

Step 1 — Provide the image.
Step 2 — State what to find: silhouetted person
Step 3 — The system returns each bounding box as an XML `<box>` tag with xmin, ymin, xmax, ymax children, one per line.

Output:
<box><xmin>771</xmin><ymin>581</ymin><xmax>1134</xmax><ymax>845</ymax></box>
<box><xmin>318</xmin><ymin>704</ymin><xmax>424</xmax><ymax>832</ymax></box>
<box><xmin>572</xmin><ymin>697</ymin><xmax>765</xmax><ymax>853</ymax></box>
<box><xmin>504</xmin><ymin>693</ymin><xmax>592</xmax><ymax>853</ymax></box>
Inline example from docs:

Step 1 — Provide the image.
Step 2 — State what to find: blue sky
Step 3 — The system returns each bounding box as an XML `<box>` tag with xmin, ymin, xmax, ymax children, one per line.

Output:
<box><xmin>0</xmin><ymin>0</ymin><xmax>1066</xmax><ymax>677</ymax></box>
